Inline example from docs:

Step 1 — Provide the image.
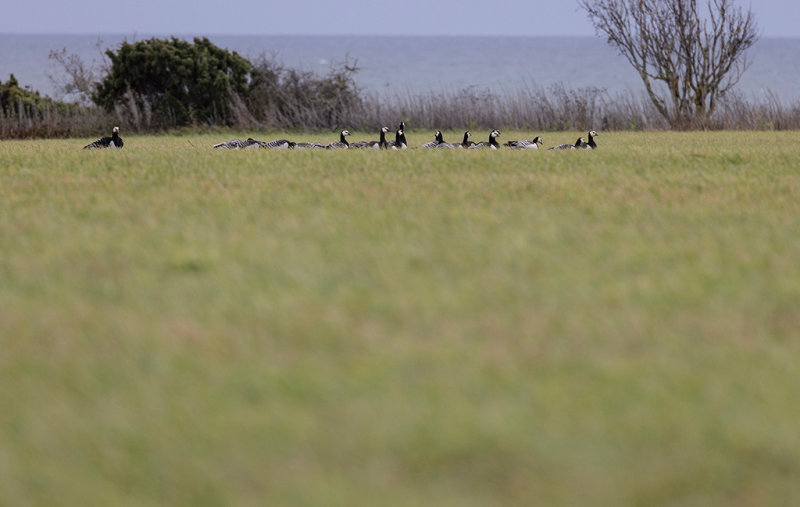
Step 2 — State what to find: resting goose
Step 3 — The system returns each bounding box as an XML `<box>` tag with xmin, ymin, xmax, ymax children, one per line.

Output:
<box><xmin>420</xmin><ymin>130</ymin><xmax>445</xmax><ymax>148</ymax></box>
<box><xmin>549</xmin><ymin>137</ymin><xmax>585</xmax><ymax>150</ymax></box>
<box><xmin>398</xmin><ymin>128</ymin><xmax>408</xmax><ymax>149</ymax></box>
<box><xmin>260</xmin><ymin>138</ymin><xmax>295</xmax><ymax>149</ymax></box>
<box><xmin>294</xmin><ymin>142</ymin><xmax>326</xmax><ymax>149</ymax></box>
<box><xmin>326</xmin><ymin>130</ymin><xmax>351</xmax><ymax>149</ymax></box>
<box><xmin>213</xmin><ymin>139</ymin><xmax>246</xmax><ymax>149</ymax></box>
<box><xmin>384</xmin><ymin>128</ymin><xmax>407</xmax><ymax>150</ymax></box>
<box><xmin>450</xmin><ymin>131</ymin><xmax>475</xmax><ymax>149</ymax></box>
<box><xmin>350</xmin><ymin>126</ymin><xmax>390</xmax><ymax>149</ymax></box>
<box><xmin>504</xmin><ymin>136</ymin><xmax>543</xmax><ymax>149</ymax></box>
<box><xmin>84</xmin><ymin>126</ymin><xmax>123</xmax><ymax>149</ymax></box>
<box><xmin>470</xmin><ymin>129</ymin><xmax>501</xmax><ymax>149</ymax></box>
<box><xmin>389</xmin><ymin>122</ymin><xmax>408</xmax><ymax>149</ymax></box>
<box><xmin>241</xmin><ymin>138</ymin><xmax>261</xmax><ymax>149</ymax></box>
<box><xmin>582</xmin><ymin>130</ymin><xmax>599</xmax><ymax>149</ymax></box>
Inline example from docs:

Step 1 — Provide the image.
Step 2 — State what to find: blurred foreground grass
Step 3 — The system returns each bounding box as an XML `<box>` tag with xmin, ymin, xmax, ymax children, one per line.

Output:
<box><xmin>1</xmin><ymin>131</ymin><xmax>800</xmax><ymax>505</ymax></box>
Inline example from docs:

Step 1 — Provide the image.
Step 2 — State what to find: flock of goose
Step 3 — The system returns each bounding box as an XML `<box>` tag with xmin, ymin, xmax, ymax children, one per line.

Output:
<box><xmin>211</xmin><ymin>123</ymin><xmax>600</xmax><ymax>151</ymax></box>
<box><xmin>82</xmin><ymin>125</ymin><xmax>599</xmax><ymax>151</ymax></box>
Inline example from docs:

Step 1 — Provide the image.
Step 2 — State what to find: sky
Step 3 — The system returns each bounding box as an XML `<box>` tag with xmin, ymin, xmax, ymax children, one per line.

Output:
<box><xmin>1</xmin><ymin>0</ymin><xmax>798</xmax><ymax>37</ymax></box>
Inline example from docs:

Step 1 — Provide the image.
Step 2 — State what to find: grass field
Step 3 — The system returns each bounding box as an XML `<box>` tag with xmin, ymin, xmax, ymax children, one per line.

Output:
<box><xmin>2</xmin><ymin>130</ymin><xmax>800</xmax><ymax>506</ymax></box>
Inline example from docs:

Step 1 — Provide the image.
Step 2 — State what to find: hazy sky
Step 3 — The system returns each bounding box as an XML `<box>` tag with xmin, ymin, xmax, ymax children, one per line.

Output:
<box><xmin>2</xmin><ymin>0</ymin><xmax>798</xmax><ymax>37</ymax></box>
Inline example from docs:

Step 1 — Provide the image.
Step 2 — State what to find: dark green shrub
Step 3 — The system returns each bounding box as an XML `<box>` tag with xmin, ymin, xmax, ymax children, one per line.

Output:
<box><xmin>1</xmin><ymin>74</ymin><xmax>55</xmax><ymax>117</ymax></box>
<box><xmin>93</xmin><ymin>37</ymin><xmax>251</xmax><ymax>127</ymax></box>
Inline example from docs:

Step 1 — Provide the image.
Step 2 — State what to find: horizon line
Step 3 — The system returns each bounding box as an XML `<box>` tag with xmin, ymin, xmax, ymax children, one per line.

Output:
<box><xmin>2</xmin><ymin>31</ymin><xmax>798</xmax><ymax>39</ymax></box>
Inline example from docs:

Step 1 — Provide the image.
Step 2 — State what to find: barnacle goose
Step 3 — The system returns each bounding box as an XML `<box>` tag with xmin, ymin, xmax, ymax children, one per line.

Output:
<box><xmin>582</xmin><ymin>130</ymin><xmax>599</xmax><ymax>149</ymax></box>
<box><xmin>420</xmin><ymin>130</ymin><xmax>445</xmax><ymax>149</ymax></box>
<box><xmin>470</xmin><ymin>129</ymin><xmax>501</xmax><ymax>149</ymax></box>
<box><xmin>350</xmin><ymin>126</ymin><xmax>391</xmax><ymax>149</ymax></box>
<box><xmin>384</xmin><ymin>128</ymin><xmax>407</xmax><ymax>150</ymax></box>
<box><xmin>549</xmin><ymin>137</ymin><xmax>585</xmax><ymax>150</ymax></box>
<box><xmin>84</xmin><ymin>126</ymin><xmax>123</xmax><ymax>149</ymax></box>
<box><xmin>326</xmin><ymin>130</ymin><xmax>351</xmax><ymax>149</ymax></box>
<box><xmin>260</xmin><ymin>138</ymin><xmax>295</xmax><ymax>149</ymax></box>
<box><xmin>387</xmin><ymin>122</ymin><xmax>408</xmax><ymax>149</ymax></box>
<box><xmin>451</xmin><ymin>131</ymin><xmax>475</xmax><ymax>149</ymax></box>
<box><xmin>294</xmin><ymin>142</ymin><xmax>326</xmax><ymax>149</ymax></box>
<box><xmin>504</xmin><ymin>136</ymin><xmax>543</xmax><ymax>149</ymax></box>
<box><xmin>213</xmin><ymin>139</ymin><xmax>246</xmax><ymax>149</ymax></box>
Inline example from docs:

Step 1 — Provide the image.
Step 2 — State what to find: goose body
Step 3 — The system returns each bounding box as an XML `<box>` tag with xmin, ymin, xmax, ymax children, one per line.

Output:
<box><xmin>549</xmin><ymin>137</ymin><xmax>585</xmax><ymax>150</ymax></box>
<box><xmin>84</xmin><ymin>126</ymin><xmax>123</xmax><ymax>149</ymax></box>
<box><xmin>384</xmin><ymin>128</ymin><xmax>407</xmax><ymax>150</ymax></box>
<box><xmin>505</xmin><ymin>136</ymin><xmax>543</xmax><ymax>149</ymax></box>
<box><xmin>420</xmin><ymin>130</ymin><xmax>445</xmax><ymax>149</ymax></box>
<box><xmin>242</xmin><ymin>138</ymin><xmax>262</xmax><ymax>149</ymax></box>
<box><xmin>261</xmin><ymin>138</ymin><xmax>295</xmax><ymax>149</ymax></box>
<box><xmin>470</xmin><ymin>129</ymin><xmax>501</xmax><ymax>149</ymax></box>
<box><xmin>326</xmin><ymin>130</ymin><xmax>351</xmax><ymax>149</ymax></box>
<box><xmin>350</xmin><ymin>126</ymin><xmax>390</xmax><ymax>149</ymax></box>
<box><xmin>213</xmin><ymin>139</ymin><xmax>246</xmax><ymax>149</ymax></box>
<box><xmin>294</xmin><ymin>142</ymin><xmax>326</xmax><ymax>149</ymax></box>
<box><xmin>452</xmin><ymin>131</ymin><xmax>475</xmax><ymax>149</ymax></box>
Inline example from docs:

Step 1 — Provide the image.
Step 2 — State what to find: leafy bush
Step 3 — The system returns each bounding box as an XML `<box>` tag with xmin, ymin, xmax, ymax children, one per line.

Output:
<box><xmin>93</xmin><ymin>37</ymin><xmax>251</xmax><ymax>127</ymax></box>
<box><xmin>1</xmin><ymin>74</ymin><xmax>55</xmax><ymax>117</ymax></box>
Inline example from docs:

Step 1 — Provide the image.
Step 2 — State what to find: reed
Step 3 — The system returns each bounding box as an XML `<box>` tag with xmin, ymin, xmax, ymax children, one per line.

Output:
<box><xmin>3</xmin><ymin>82</ymin><xmax>800</xmax><ymax>138</ymax></box>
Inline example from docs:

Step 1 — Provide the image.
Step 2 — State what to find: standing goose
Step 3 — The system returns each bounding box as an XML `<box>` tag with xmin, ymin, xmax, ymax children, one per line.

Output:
<box><xmin>582</xmin><ymin>130</ymin><xmax>599</xmax><ymax>149</ymax></box>
<box><xmin>84</xmin><ymin>126</ymin><xmax>123</xmax><ymax>149</ymax></box>
<box><xmin>470</xmin><ymin>129</ymin><xmax>501</xmax><ymax>149</ymax></box>
<box><xmin>350</xmin><ymin>126</ymin><xmax>391</xmax><ymax>149</ymax></box>
<box><xmin>326</xmin><ymin>130</ymin><xmax>351</xmax><ymax>149</ymax></box>
<box><xmin>420</xmin><ymin>130</ymin><xmax>445</xmax><ymax>148</ymax></box>
<box><xmin>505</xmin><ymin>136</ymin><xmax>544</xmax><ymax>149</ymax></box>
<box><xmin>549</xmin><ymin>137</ymin><xmax>585</xmax><ymax>150</ymax></box>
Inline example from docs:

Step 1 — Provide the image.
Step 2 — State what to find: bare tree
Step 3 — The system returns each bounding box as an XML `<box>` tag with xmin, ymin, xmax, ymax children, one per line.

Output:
<box><xmin>578</xmin><ymin>0</ymin><xmax>758</xmax><ymax>129</ymax></box>
<box><xmin>47</xmin><ymin>41</ymin><xmax>109</xmax><ymax>106</ymax></box>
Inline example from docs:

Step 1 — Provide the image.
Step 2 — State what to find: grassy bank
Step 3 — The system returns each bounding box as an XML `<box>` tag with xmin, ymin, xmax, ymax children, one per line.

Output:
<box><xmin>1</xmin><ymin>131</ymin><xmax>800</xmax><ymax>505</ymax></box>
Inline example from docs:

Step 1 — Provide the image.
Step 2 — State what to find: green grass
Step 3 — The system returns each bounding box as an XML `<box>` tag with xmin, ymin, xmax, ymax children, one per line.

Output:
<box><xmin>1</xmin><ymin>130</ymin><xmax>800</xmax><ymax>506</ymax></box>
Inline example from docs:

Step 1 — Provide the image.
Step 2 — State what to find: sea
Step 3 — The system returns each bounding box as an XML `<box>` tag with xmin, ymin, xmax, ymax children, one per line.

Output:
<box><xmin>1</xmin><ymin>34</ymin><xmax>799</xmax><ymax>103</ymax></box>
